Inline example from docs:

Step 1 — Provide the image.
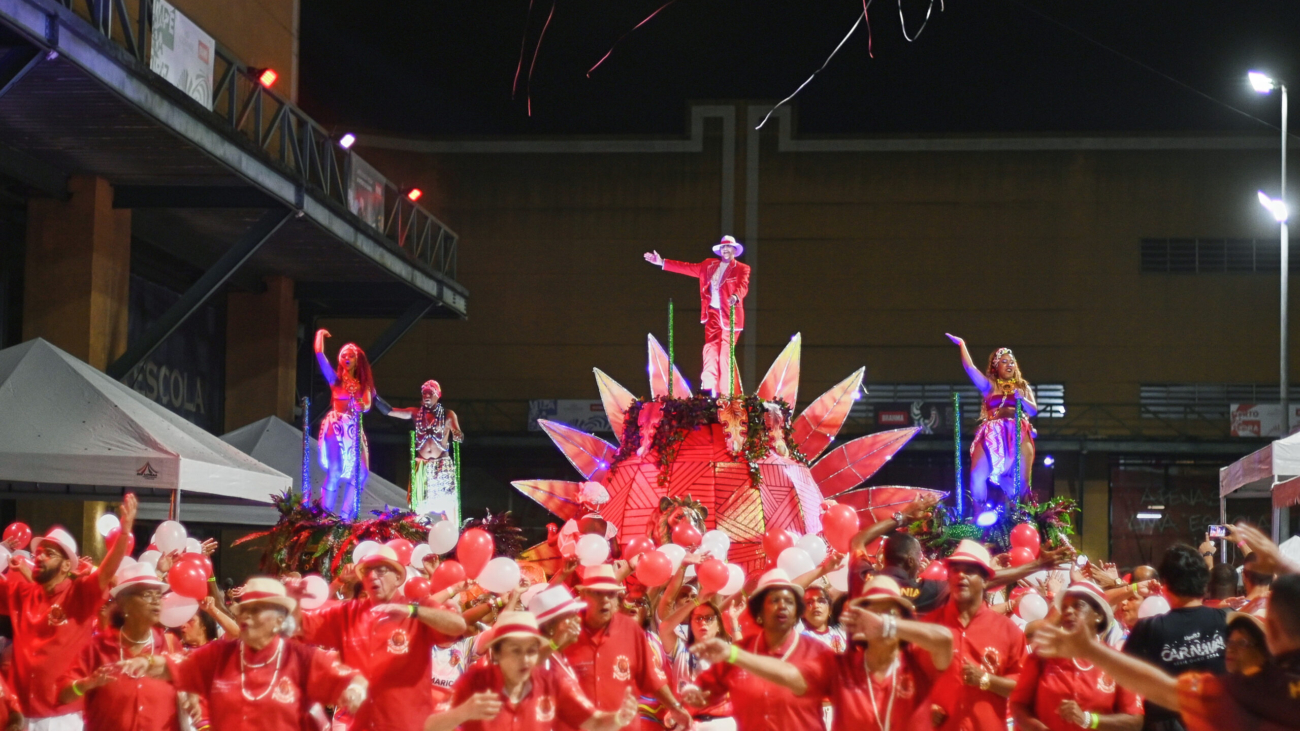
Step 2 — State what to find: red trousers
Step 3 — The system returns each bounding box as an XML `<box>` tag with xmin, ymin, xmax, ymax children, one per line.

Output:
<box><xmin>702</xmin><ymin>307</ymin><xmax>741</xmax><ymax>395</ymax></box>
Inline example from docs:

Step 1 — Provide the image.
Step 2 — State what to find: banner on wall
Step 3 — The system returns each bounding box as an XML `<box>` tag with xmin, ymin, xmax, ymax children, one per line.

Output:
<box><xmin>874</xmin><ymin>402</ymin><xmax>954</xmax><ymax>434</ymax></box>
<box><xmin>528</xmin><ymin>400</ymin><xmax>610</xmax><ymax>433</ymax></box>
<box><xmin>1229</xmin><ymin>403</ymin><xmax>1300</xmax><ymax>437</ymax></box>
<box><xmin>347</xmin><ymin>155</ymin><xmax>387</xmax><ymax>231</ymax></box>
<box><xmin>149</xmin><ymin>0</ymin><xmax>215</xmax><ymax>110</ymax></box>
<box><xmin>124</xmin><ymin>275</ymin><xmax>224</xmax><ymax>432</ymax></box>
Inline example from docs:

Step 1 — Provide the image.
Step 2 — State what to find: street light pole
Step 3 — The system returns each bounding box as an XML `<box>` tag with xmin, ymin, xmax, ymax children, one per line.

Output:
<box><xmin>1252</xmin><ymin>72</ymin><xmax>1291</xmax><ymax>434</ymax></box>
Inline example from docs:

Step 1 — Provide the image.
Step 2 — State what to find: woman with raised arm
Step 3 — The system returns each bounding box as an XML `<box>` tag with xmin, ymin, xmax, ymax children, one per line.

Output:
<box><xmin>314</xmin><ymin>328</ymin><xmax>378</xmax><ymax>520</ymax></box>
<box><xmin>659</xmin><ymin>591</ymin><xmax>734</xmax><ymax>731</ymax></box>
<box><xmin>946</xmin><ymin>334</ymin><xmax>1038</xmax><ymax>505</ymax></box>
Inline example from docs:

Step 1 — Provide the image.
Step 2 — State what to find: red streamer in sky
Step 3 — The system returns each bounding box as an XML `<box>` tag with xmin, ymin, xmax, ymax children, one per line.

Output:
<box><xmin>526</xmin><ymin>1</ymin><xmax>557</xmax><ymax>116</ymax></box>
<box><xmin>511</xmin><ymin>0</ymin><xmax>537</xmax><ymax>99</ymax></box>
<box><xmin>587</xmin><ymin>0</ymin><xmax>681</xmax><ymax>77</ymax></box>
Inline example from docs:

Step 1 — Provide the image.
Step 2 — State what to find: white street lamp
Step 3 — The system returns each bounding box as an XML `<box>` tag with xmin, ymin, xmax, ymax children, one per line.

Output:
<box><xmin>1251</xmin><ymin>71</ymin><xmax>1289</xmax><ymax>434</ymax></box>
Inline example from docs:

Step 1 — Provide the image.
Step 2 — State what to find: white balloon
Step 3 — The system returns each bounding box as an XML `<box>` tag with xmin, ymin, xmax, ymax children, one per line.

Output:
<box><xmin>700</xmin><ymin>530</ymin><xmax>731</xmax><ymax>560</ymax></box>
<box><xmin>659</xmin><ymin>544</ymin><xmax>687</xmax><ymax>571</ymax></box>
<box><xmin>159</xmin><ymin>594</ymin><xmax>199</xmax><ymax>628</ymax></box>
<box><xmin>427</xmin><ymin>520</ymin><xmax>459</xmax><ymax>555</ymax></box>
<box><xmin>352</xmin><ymin>540</ymin><xmax>381</xmax><ymax>562</ymax></box>
<box><xmin>1017</xmin><ymin>593</ymin><xmax>1049</xmax><ymax>622</ymax></box>
<box><xmin>153</xmin><ymin>521</ymin><xmax>188</xmax><ymax>555</ymax></box>
<box><xmin>576</xmin><ymin>534</ymin><xmax>611</xmax><ymax>567</ymax></box>
<box><xmin>777</xmin><ymin>547</ymin><xmax>815</xmax><ymax>579</ymax></box>
<box><xmin>721</xmin><ymin>564</ymin><xmax>745</xmax><ymax>596</ymax></box>
<box><xmin>138</xmin><ymin>550</ymin><xmax>162</xmax><ymax>567</ymax></box>
<box><xmin>796</xmin><ymin>534</ymin><xmax>828</xmax><ymax>566</ymax></box>
<box><xmin>478</xmin><ymin>557</ymin><xmax>522</xmax><ymax>594</ymax></box>
<box><xmin>409</xmin><ymin>544</ymin><xmax>433</xmax><ymax>567</ymax></box>
<box><xmin>1138</xmin><ymin>595</ymin><xmax>1171</xmax><ymax>619</ymax></box>
<box><xmin>299</xmin><ymin>575</ymin><xmax>330</xmax><ymax>611</ymax></box>
<box><xmin>685</xmin><ymin>565</ymin><xmax>697</xmax><ymax>580</ymax></box>
<box><xmin>827</xmin><ymin>565</ymin><xmax>848</xmax><ymax>592</ymax></box>
<box><xmin>96</xmin><ymin>513</ymin><xmax>120</xmax><ymax>538</ymax></box>
<box><xmin>185</xmin><ymin>537</ymin><xmax>203</xmax><ymax>554</ymax></box>
<box><xmin>0</xmin><ymin>545</ymin><xmax>10</xmax><ymax>573</ymax></box>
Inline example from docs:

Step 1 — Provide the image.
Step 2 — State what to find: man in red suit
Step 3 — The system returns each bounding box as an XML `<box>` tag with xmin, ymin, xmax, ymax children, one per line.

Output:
<box><xmin>644</xmin><ymin>235</ymin><xmax>750</xmax><ymax>396</ymax></box>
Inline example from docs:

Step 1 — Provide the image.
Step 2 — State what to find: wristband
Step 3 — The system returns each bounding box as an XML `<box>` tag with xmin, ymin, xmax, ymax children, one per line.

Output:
<box><xmin>409</xmin><ymin>603</ymin><xmax>418</xmax><ymax>618</ymax></box>
<box><xmin>549</xmin><ymin>640</ymin><xmax>560</xmax><ymax>651</ymax></box>
<box><xmin>1130</xmin><ymin>583</ymin><xmax>1139</xmax><ymax>595</ymax></box>
<box><xmin>1078</xmin><ymin>712</ymin><xmax>1091</xmax><ymax>729</ymax></box>
<box><xmin>207</xmin><ymin>577</ymin><xmax>217</xmax><ymax>583</ymax></box>
<box><xmin>1090</xmin><ymin>712</ymin><xmax>1101</xmax><ymax>729</ymax></box>
<box><xmin>71</xmin><ymin>679</ymin><xmax>84</xmax><ymax>697</ymax></box>
<box><xmin>726</xmin><ymin>644</ymin><xmax>740</xmax><ymax>664</ymax></box>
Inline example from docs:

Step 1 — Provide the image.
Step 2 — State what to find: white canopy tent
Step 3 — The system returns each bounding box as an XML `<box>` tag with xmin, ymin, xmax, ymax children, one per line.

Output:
<box><xmin>0</xmin><ymin>339</ymin><xmax>291</xmax><ymax>520</ymax></box>
<box><xmin>221</xmin><ymin>416</ymin><xmax>408</xmax><ymax>525</ymax></box>
<box><xmin>1219</xmin><ymin>430</ymin><xmax>1300</xmax><ymax>542</ymax></box>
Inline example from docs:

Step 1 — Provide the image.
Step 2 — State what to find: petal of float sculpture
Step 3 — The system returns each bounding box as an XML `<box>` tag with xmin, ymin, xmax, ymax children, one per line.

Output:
<box><xmin>537</xmin><ymin>420</ymin><xmax>617</xmax><ymax>481</ymax></box>
<box><xmin>647</xmin><ymin>334</ymin><xmax>693</xmax><ymax>399</ymax></box>
<box><xmin>836</xmin><ymin>486</ymin><xmax>947</xmax><ymax>526</ymax></box>
<box><xmin>791</xmin><ymin>368</ymin><xmax>864</xmax><ymax>462</ymax></box>
<box><xmin>511</xmin><ymin>479</ymin><xmax>586</xmax><ymax>521</ymax></box>
<box><xmin>594</xmin><ymin>369</ymin><xmax>636</xmax><ymax>443</ymax></box>
<box><xmin>757</xmin><ymin>333</ymin><xmax>801</xmax><ymax>408</ymax></box>
<box><xmin>811</xmin><ymin>427</ymin><xmax>921</xmax><ymax>498</ymax></box>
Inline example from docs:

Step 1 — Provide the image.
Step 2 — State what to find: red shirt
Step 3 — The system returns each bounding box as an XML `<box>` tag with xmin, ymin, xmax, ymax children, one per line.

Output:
<box><xmin>695</xmin><ymin>630</ymin><xmax>832</xmax><ymax>731</ymax></box>
<box><xmin>1177</xmin><ymin>655</ymin><xmax>1300</xmax><ymax>731</ymax></box>
<box><xmin>452</xmin><ymin>659</ymin><xmax>598</xmax><ymax>731</ymax></box>
<box><xmin>798</xmin><ymin>644</ymin><xmax>936</xmax><ymax>731</ymax></box>
<box><xmin>0</xmin><ymin>572</ymin><xmax>106</xmax><ymax>717</ymax></box>
<box><xmin>561</xmin><ymin>613</ymin><xmax>669</xmax><ymax>727</ymax></box>
<box><xmin>918</xmin><ymin>601</ymin><xmax>1026</xmax><ymax>731</ymax></box>
<box><xmin>299</xmin><ymin>597</ymin><xmax>456</xmax><ymax>731</ymax></box>
<box><xmin>1009</xmin><ymin>653</ymin><xmax>1142</xmax><ymax>731</ymax></box>
<box><xmin>61</xmin><ymin>627</ymin><xmax>180</xmax><ymax>731</ymax></box>
<box><xmin>168</xmin><ymin>637</ymin><xmax>358</xmax><ymax>731</ymax></box>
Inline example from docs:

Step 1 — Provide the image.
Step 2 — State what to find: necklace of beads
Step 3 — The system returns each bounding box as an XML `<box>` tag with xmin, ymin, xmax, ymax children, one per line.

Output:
<box><xmin>240</xmin><ymin>638</ymin><xmax>285</xmax><ymax>701</ymax></box>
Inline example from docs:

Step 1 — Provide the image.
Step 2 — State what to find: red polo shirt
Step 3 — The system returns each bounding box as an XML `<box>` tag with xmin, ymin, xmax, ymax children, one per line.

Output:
<box><xmin>797</xmin><ymin>644</ymin><xmax>936</xmax><ymax>731</ymax></box>
<box><xmin>452</xmin><ymin>659</ymin><xmax>598</xmax><ymax>731</ymax></box>
<box><xmin>918</xmin><ymin>600</ymin><xmax>1026</xmax><ymax>731</ymax></box>
<box><xmin>61</xmin><ymin>627</ymin><xmax>180</xmax><ymax>731</ymax></box>
<box><xmin>0</xmin><ymin>571</ymin><xmax>106</xmax><ymax>717</ymax></box>
<box><xmin>1009</xmin><ymin>653</ymin><xmax>1141</xmax><ymax>731</ymax></box>
<box><xmin>695</xmin><ymin>630</ymin><xmax>832</xmax><ymax>731</ymax></box>
<box><xmin>300</xmin><ymin>597</ymin><xmax>457</xmax><ymax>731</ymax></box>
<box><xmin>561</xmin><ymin>613</ymin><xmax>669</xmax><ymax>729</ymax></box>
<box><xmin>168</xmin><ymin>637</ymin><xmax>357</xmax><ymax>731</ymax></box>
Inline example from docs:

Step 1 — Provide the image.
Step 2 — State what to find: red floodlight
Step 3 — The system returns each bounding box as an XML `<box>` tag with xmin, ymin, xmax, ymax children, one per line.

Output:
<box><xmin>406</xmin><ymin>188</ymin><xmax>423</xmax><ymax>202</ymax></box>
<box><xmin>256</xmin><ymin>68</ymin><xmax>278</xmax><ymax>88</ymax></box>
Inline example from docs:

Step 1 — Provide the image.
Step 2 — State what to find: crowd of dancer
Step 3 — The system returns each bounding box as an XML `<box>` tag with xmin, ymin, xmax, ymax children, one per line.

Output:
<box><xmin>2</xmin><ymin>492</ymin><xmax>1299</xmax><ymax>731</ymax></box>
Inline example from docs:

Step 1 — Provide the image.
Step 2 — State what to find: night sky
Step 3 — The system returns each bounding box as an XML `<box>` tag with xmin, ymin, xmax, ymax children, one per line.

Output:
<box><xmin>299</xmin><ymin>1</ymin><xmax>1300</xmax><ymax>137</ymax></box>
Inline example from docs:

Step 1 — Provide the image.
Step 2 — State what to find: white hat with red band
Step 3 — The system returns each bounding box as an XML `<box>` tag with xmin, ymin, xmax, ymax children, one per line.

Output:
<box><xmin>528</xmin><ymin>585</ymin><xmax>586</xmax><ymax>624</ymax></box>
<box><xmin>853</xmin><ymin>574</ymin><xmax>916</xmax><ymax>616</ymax></box>
<box><xmin>110</xmin><ymin>562</ymin><xmax>169</xmax><ymax>597</ymax></box>
<box><xmin>484</xmin><ymin>611</ymin><xmax>544</xmax><ymax>650</ymax></box>
<box><xmin>946</xmin><ymin>539</ymin><xmax>995</xmax><ymax>578</ymax></box>
<box><xmin>234</xmin><ymin>577</ymin><xmax>297</xmax><ymax>612</ymax></box>
<box><xmin>1060</xmin><ymin>580</ymin><xmax>1114</xmax><ymax>633</ymax></box>
<box><xmin>713</xmin><ymin>235</ymin><xmax>744</xmax><ymax>257</ymax></box>
<box><xmin>32</xmin><ymin>527</ymin><xmax>78</xmax><ymax>561</ymax></box>
<box><xmin>576</xmin><ymin>564</ymin><xmax>624</xmax><ymax>593</ymax></box>
<box><xmin>356</xmin><ymin>545</ymin><xmax>407</xmax><ymax>583</ymax></box>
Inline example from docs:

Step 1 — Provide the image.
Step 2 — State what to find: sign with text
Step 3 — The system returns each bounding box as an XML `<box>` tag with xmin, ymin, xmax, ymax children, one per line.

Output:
<box><xmin>347</xmin><ymin>155</ymin><xmax>387</xmax><ymax>231</ymax></box>
<box><xmin>125</xmin><ymin>275</ymin><xmax>224</xmax><ymax>432</ymax></box>
<box><xmin>875</xmin><ymin>402</ymin><xmax>954</xmax><ymax>434</ymax></box>
<box><xmin>528</xmin><ymin>400</ymin><xmax>610</xmax><ymax>433</ymax></box>
<box><xmin>1229</xmin><ymin>403</ymin><xmax>1300</xmax><ymax>437</ymax></box>
<box><xmin>149</xmin><ymin>0</ymin><xmax>215</xmax><ymax>110</ymax></box>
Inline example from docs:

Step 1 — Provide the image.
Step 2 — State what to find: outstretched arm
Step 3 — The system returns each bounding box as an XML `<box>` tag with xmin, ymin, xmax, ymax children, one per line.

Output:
<box><xmin>99</xmin><ymin>494</ymin><xmax>137</xmax><ymax>591</ymax></box>
<box><xmin>842</xmin><ymin>605</ymin><xmax>954</xmax><ymax>670</ymax></box>
<box><xmin>314</xmin><ymin>329</ymin><xmax>337</xmax><ymax>387</ymax></box>
<box><xmin>988</xmin><ymin>544</ymin><xmax>1074</xmax><ymax>589</ymax></box>
<box><xmin>1033</xmin><ymin>623</ymin><xmax>1179</xmax><ymax>711</ymax></box>
<box><xmin>849</xmin><ymin>492</ymin><xmax>940</xmax><ymax>555</ymax></box>
<box><xmin>945</xmin><ymin>334</ymin><xmax>991</xmax><ymax>395</ymax></box>
<box><xmin>690</xmin><ymin>638</ymin><xmax>811</xmax><ymax>695</ymax></box>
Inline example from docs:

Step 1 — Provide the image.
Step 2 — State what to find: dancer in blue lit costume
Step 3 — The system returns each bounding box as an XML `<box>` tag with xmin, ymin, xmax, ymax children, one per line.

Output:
<box><xmin>390</xmin><ymin>380</ymin><xmax>463</xmax><ymax>523</ymax></box>
<box><xmin>314</xmin><ymin>328</ymin><xmax>377</xmax><ymax>520</ymax></box>
<box><xmin>946</xmin><ymin>334</ymin><xmax>1037</xmax><ymax>506</ymax></box>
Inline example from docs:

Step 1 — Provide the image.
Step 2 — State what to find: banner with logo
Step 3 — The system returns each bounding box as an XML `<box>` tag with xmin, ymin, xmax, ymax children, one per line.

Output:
<box><xmin>347</xmin><ymin>155</ymin><xmax>387</xmax><ymax>231</ymax></box>
<box><xmin>125</xmin><ymin>275</ymin><xmax>224</xmax><ymax>432</ymax></box>
<box><xmin>1229</xmin><ymin>403</ymin><xmax>1300</xmax><ymax>437</ymax></box>
<box><xmin>528</xmin><ymin>400</ymin><xmax>610</xmax><ymax>433</ymax></box>
<box><xmin>874</xmin><ymin>402</ymin><xmax>954</xmax><ymax>434</ymax></box>
<box><xmin>149</xmin><ymin>0</ymin><xmax>215</xmax><ymax>110</ymax></box>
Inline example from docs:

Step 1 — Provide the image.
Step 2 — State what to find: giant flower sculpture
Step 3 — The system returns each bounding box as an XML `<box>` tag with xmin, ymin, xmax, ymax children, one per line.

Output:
<box><xmin>514</xmin><ymin>333</ymin><xmax>922</xmax><ymax>571</ymax></box>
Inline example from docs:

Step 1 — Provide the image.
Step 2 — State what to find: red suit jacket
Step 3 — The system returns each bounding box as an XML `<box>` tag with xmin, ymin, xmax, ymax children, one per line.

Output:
<box><xmin>663</xmin><ymin>258</ymin><xmax>751</xmax><ymax>329</ymax></box>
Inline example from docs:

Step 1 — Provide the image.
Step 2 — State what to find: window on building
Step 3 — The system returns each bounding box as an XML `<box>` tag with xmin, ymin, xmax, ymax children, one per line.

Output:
<box><xmin>1141</xmin><ymin>238</ymin><xmax>1295</xmax><ymax>273</ymax></box>
<box><xmin>1139</xmin><ymin>383</ymin><xmax>1300</xmax><ymax>419</ymax></box>
<box><xmin>853</xmin><ymin>383</ymin><xmax>1066</xmax><ymax>420</ymax></box>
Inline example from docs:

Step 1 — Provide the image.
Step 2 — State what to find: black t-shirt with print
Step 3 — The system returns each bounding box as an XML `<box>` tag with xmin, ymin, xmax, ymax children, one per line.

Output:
<box><xmin>1123</xmin><ymin>605</ymin><xmax>1228</xmax><ymax>725</ymax></box>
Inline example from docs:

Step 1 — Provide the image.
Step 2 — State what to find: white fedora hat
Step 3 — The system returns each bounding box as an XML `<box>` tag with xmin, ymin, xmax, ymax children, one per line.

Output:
<box><xmin>528</xmin><ymin>585</ymin><xmax>586</xmax><ymax>624</ymax></box>
<box><xmin>111</xmin><ymin>562</ymin><xmax>169</xmax><ymax>598</ymax></box>
<box><xmin>32</xmin><ymin>527</ymin><xmax>78</xmax><ymax>561</ymax></box>
<box><xmin>713</xmin><ymin>235</ymin><xmax>744</xmax><ymax>257</ymax></box>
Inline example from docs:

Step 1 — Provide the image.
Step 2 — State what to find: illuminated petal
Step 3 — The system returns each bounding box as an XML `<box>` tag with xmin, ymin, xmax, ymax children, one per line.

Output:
<box><xmin>511</xmin><ymin>479</ymin><xmax>585</xmax><ymax>521</ymax></box>
<box><xmin>810</xmin><ymin>427</ymin><xmax>920</xmax><ymax>497</ymax></box>
<box><xmin>537</xmin><ymin>420</ymin><xmax>618</xmax><ymax>481</ymax></box>
<box><xmin>791</xmin><ymin>368</ymin><xmax>864</xmax><ymax>461</ymax></box>
<box><xmin>757</xmin><ymin>333</ymin><xmax>801</xmax><ymax>407</ymax></box>
<box><xmin>647</xmin><ymin>334</ymin><xmax>692</xmax><ymax>398</ymax></box>
<box><xmin>835</xmin><ymin>486</ymin><xmax>946</xmax><ymax>526</ymax></box>
<box><xmin>519</xmin><ymin>541</ymin><xmax>565</xmax><ymax>579</ymax></box>
<box><xmin>593</xmin><ymin>368</ymin><xmax>637</xmax><ymax>444</ymax></box>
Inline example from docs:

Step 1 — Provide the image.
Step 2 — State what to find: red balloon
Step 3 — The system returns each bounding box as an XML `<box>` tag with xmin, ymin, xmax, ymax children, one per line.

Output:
<box><xmin>386</xmin><ymin>538</ymin><xmax>415</xmax><ymax>567</ymax></box>
<box><xmin>672</xmin><ymin>522</ymin><xmax>702</xmax><ymax>549</ymax></box>
<box><xmin>173</xmin><ymin>553</ymin><xmax>212</xmax><ymax>580</ymax></box>
<box><xmin>168</xmin><ymin>561</ymin><xmax>208</xmax><ymax>600</ymax></box>
<box><xmin>1009</xmin><ymin>524</ymin><xmax>1041</xmax><ymax>558</ymax></box>
<box><xmin>3</xmin><ymin>523</ymin><xmax>31</xmax><ymax>550</ymax></box>
<box><xmin>456</xmin><ymin>529</ymin><xmax>494</xmax><ymax>579</ymax></box>
<box><xmin>635</xmin><ymin>550</ymin><xmax>673</xmax><ymax>587</ymax></box>
<box><xmin>762</xmin><ymin>527</ymin><xmax>795</xmax><ymax>559</ymax></box>
<box><xmin>106</xmin><ymin>527</ymin><xmax>135</xmax><ymax>557</ymax></box>
<box><xmin>622</xmin><ymin>535</ymin><xmax>655</xmax><ymax>561</ymax></box>
<box><xmin>1008</xmin><ymin>547</ymin><xmax>1036</xmax><ymax>567</ymax></box>
<box><xmin>430</xmin><ymin>560</ymin><xmax>467</xmax><ymax>593</ymax></box>
<box><xmin>822</xmin><ymin>504</ymin><xmax>860</xmax><ymax>553</ymax></box>
<box><xmin>920</xmin><ymin>561</ymin><xmax>948</xmax><ymax>582</ymax></box>
<box><xmin>405</xmin><ymin>576</ymin><xmax>433</xmax><ymax>600</ymax></box>
<box><xmin>696</xmin><ymin>558</ymin><xmax>729</xmax><ymax>594</ymax></box>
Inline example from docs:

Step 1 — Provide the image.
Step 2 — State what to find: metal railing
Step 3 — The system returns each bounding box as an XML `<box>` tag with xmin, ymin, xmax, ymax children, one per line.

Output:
<box><xmin>56</xmin><ymin>0</ymin><xmax>458</xmax><ymax>280</ymax></box>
